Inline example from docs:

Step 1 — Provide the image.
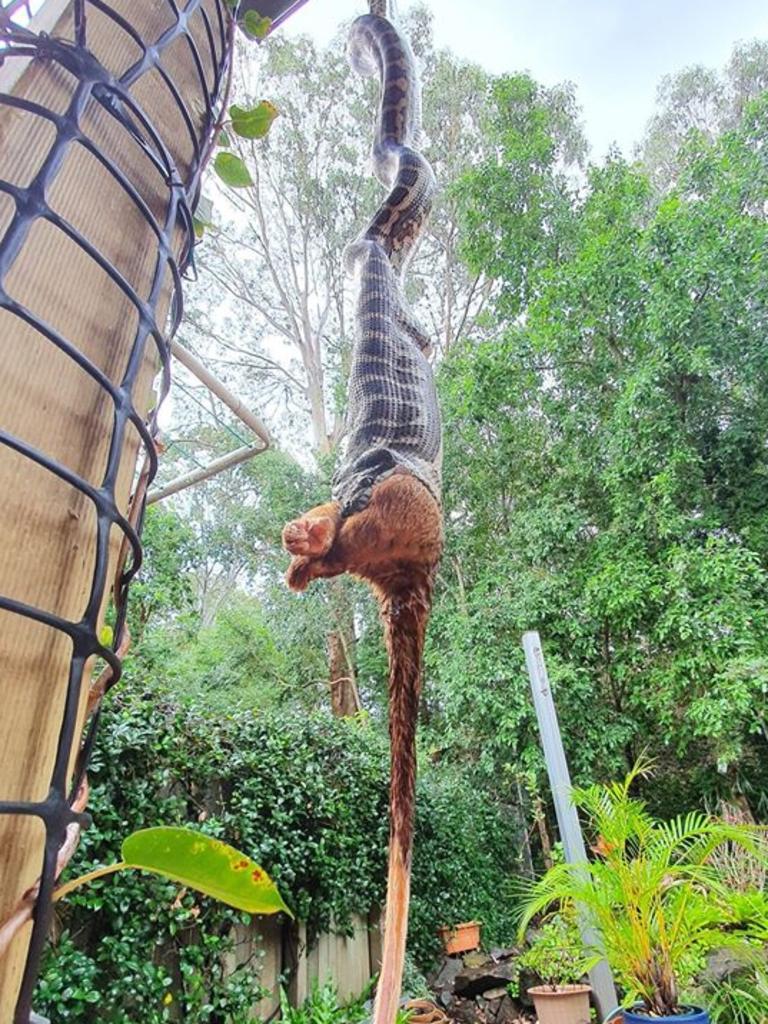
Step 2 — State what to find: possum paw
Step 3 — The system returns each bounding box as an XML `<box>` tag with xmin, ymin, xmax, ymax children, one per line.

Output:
<box><xmin>285</xmin><ymin>555</ymin><xmax>315</xmax><ymax>592</ymax></box>
<box><xmin>282</xmin><ymin>515</ymin><xmax>336</xmax><ymax>557</ymax></box>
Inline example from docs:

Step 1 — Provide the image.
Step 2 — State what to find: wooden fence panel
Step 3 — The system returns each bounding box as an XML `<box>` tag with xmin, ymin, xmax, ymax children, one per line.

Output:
<box><xmin>240</xmin><ymin>913</ymin><xmax>375</xmax><ymax>1016</ymax></box>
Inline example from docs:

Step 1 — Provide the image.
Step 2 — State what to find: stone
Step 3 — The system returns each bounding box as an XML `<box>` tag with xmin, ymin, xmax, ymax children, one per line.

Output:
<box><xmin>495</xmin><ymin>994</ymin><xmax>524</xmax><ymax>1024</ymax></box>
<box><xmin>702</xmin><ymin>946</ymin><xmax>750</xmax><ymax>983</ymax></box>
<box><xmin>517</xmin><ymin>967</ymin><xmax>540</xmax><ymax>1006</ymax></box>
<box><xmin>437</xmin><ymin>990</ymin><xmax>454</xmax><ymax>1011</ymax></box>
<box><xmin>451</xmin><ymin>996</ymin><xmax>480</xmax><ymax>1024</ymax></box>
<box><xmin>454</xmin><ymin>958</ymin><xmax>516</xmax><ymax>998</ymax></box>
<box><xmin>463</xmin><ymin>951</ymin><xmax>489</xmax><ymax>968</ymax></box>
<box><xmin>431</xmin><ymin>954</ymin><xmax>465</xmax><ymax>992</ymax></box>
<box><xmin>489</xmin><ymin>947</ymin><xmax>517</xmax><ymax>963</ymax></box>
<box><xmin>483</xmin><ymin>987</ymin><xmax>510</xmax><ymax>1001</ymax></box>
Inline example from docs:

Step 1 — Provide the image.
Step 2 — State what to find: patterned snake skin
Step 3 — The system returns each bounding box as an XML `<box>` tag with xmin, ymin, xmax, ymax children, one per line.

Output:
<box><xmin>331</xmin><ymin>13</ymin><xmax>443</xmax><ymax>518</ymax></box>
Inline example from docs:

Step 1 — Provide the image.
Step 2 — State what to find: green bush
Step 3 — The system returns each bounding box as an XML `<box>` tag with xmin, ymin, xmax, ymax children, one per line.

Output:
<box><xmin>278</xmin><ymin>980</ymin><xmax>370</xmax><ymax>1024</ymax></box>
<box><xmin>410</xmin><ymin>770</ymin><xmax>518</xmax><ymax>964</ymax></box>
<box><xmin>37</xmin><ymin>690</ymin><xmax>518</xmax><ymax>1020</ymax></box>
<box><xmin>510</xmin><ymin>915</ymin><xmax>597</xmax><ymax>992</ymax></box>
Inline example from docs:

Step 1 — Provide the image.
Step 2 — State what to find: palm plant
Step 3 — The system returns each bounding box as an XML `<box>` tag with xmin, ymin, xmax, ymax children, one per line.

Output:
<box><xmin>517</xmin><ymin>759</ymin><xmax>768</xmax><ymax>1017</ymax></box>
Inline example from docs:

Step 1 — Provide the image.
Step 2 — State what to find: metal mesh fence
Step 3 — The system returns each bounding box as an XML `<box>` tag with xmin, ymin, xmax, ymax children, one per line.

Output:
<box><xmin>0</xmin><ymin>1</ymin><xmax>233</xmax><ymax>1018</ymax></box>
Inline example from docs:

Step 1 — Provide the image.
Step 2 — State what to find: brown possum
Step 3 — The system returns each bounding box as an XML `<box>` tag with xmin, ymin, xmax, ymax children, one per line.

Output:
<box><xmin>283</xmin><ymin>469</ymin><xmax>442</xmax><ymax>1024</ymax></box>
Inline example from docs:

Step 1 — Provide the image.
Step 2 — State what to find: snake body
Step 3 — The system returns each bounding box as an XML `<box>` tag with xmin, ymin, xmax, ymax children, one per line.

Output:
<box><xmin>331</xmin><ymin>14</ymin><xmax>442</xmax><ymax>518</ymax></box>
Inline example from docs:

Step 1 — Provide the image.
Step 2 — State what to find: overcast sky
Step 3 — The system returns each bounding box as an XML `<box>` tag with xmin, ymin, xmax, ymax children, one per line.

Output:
<box><xmin>285</xmin><ymin>0</ymin><xmax>768</xmax><ymax>158</ymax></box>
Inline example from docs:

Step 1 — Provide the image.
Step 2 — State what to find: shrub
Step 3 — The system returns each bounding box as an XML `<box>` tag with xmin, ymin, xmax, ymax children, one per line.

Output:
<box><xmin>37</xmin><ymin>689</ymin><xmax>518</xmax><ymax>1019</ymax></box>
<box><xmin>512</xmin><ymin>915</ymin><xmax>597</xmax><ymax>992</ymax></box>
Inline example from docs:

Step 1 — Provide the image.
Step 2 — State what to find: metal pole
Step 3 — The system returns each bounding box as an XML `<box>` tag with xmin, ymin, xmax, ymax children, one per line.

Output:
<box><xmin>147</xmin><ymin>443</ymin><xmax>265</xmax><ymax>504</ymax></box>
<box><xmin>171</xmin><ymin>340</ymin><xmax>272</xmax><ymax>447</ymax></box>
<box><xmin>522</xmin><ymin>630</ymin><xmax>618</xmax><ymax>1021</ymax></box>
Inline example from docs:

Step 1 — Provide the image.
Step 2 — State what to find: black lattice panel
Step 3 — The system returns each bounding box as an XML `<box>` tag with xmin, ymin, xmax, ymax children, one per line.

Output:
<box><xmin>0</xmin><ymin>2</ymin><xmax>233</xmax><ymax>1019</ymax></box>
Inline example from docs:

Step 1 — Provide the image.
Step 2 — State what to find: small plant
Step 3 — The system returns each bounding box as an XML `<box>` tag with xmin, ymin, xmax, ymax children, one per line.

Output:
<box><xmin>698</xmin><ymin>956</ymin><xmax>768</xmax><ymax>1024</ymax></box>
<box><xmin>516</xmin><ymin>915</ymin><xmax>597</xmax><ymax>991</ymax></box>
<box><xmin>279</xmin><ymin>979</ymin><xmax>372</xmax><ymax>1024</ymax></box>
<box><xmin>401</xmin><ymin>951</ymin><xmax>431</xmax><ymax>1000</ymax></box>
<box><xmin>517</xmin><ymin>758</ymin><xmax>768</xmax><ymax>1017</ymax></box>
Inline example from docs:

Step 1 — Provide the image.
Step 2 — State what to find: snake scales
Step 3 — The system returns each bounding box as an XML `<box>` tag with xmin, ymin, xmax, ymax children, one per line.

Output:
<box><xmin>331</xmin><ymin>11</ymin><xmax>443</xmax><ymax>518</ymax></box>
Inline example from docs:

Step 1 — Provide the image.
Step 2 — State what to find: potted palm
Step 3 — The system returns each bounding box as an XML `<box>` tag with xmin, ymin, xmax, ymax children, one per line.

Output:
<box><xmin>513</xmin><ymin>915</ymin><xmax>596</xmax><ymax>1024</ymax></box>
<box><xmin>517</xmin><ymin>760</ymin><xmax>768</xmax><ymax>1023</ymax></box>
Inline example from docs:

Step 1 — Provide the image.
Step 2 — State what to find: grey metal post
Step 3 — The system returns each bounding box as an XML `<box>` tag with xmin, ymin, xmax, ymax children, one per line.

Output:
<box><xmin>522</xmin><ymin>631</ymin><xmax>618</xmax><ymax>1021</ymax></box>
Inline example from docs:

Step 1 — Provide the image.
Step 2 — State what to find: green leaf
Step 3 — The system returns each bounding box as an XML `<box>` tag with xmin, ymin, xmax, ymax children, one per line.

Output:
<box><xmin>192</xmin><ymin>216</ymin><xmax>208</xmax><ymax>240</ymax></box>
<box><xmin>98</xmin><ymin>625</ymin><xmax>113</xmax><ymax>647</ymax></box>
<box><xmin>230</xmin><ymin>101</ymin><xmax>279</xmax><ymax>140</ymax></box>
<box><xmin>243</xmin><ymin>10</ymin><xmax>272</xmax><ymax>39</ymax></box>
<box><xmin>218</xmin><ymin>129</ymin><xmax>231</xmax><ymax>147</ymax></box>
<box><xmin>122</xmin><ymin>827</ymin><xmax>292</xmax><ymax>916</ymax></box>
<box><xmin>213</xmin><ymin>151</ymin><xmax>253</xmax><ymax>188</ymax></box>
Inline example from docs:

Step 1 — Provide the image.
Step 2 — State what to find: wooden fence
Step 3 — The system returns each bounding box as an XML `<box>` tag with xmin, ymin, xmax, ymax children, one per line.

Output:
<box><xmin>223</xmin><ymin>911</ymin><xmax>382</xmax><ymax>1019</ymax></box>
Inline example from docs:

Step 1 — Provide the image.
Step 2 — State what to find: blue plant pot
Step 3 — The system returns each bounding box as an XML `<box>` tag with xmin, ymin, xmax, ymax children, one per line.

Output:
<box><xmin>622</xmin><ymin>1007</ymin><xmax>709</xmax><ymax>1024</ymax></box>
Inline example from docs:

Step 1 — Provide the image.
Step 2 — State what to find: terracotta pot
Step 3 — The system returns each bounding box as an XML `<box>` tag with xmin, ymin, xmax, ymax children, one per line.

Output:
<box><xmin>437</xmin><ymin>920</ymin><xmax>481</xmax><ymax>955</ymax></box>
<box><xmin>528</xmin><ymin>984</ymin><xmax>592</xmax><ymax>1024</ymax></box>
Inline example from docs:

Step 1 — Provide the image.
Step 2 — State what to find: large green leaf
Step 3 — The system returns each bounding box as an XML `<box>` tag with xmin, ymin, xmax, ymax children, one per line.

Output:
<box><xmin>213</xmin><ymin>151</ymin><xmax>253</xmax><ymax>188</ymax></box>
<box><xmin>230</xmin><ymin>101</ymin><xmax>279</xmax><ymax>140</ymax></box>
<box><xmin>121</xmin><ymin>827</ymin><xmax>292</xmax><ymax>916</ymax></box>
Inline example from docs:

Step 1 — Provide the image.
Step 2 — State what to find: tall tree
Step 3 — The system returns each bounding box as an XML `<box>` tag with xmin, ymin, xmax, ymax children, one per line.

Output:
<box><xmin>641</xmin><ymin>40</ymin><xmax>768</xmax><ymax>190</ymax></box>
<box><xmin>408</xmin><ymin>6</ymin><xmax>495</xmax><ymax>353</ymax></box>
<box><xmin>435</xmin><ymin>89</ymin><xmax>768</xmax><ymax>812</ymax></box>
<box><xmin>455</xmin><ymin>73</ymin><xmax>586</xmax><ymax>321</ymax></box>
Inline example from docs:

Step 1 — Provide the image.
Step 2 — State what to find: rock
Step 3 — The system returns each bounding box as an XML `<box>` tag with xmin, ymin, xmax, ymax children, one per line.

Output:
<box><xmin>451</xmin><ymin>996</ymin><xmax>480</xmax><ymax>1024</ymax></box>
<box><xmin>489</xmin><ymin>947</ymin><xmax>517</xmax><ymax>963</ymax></box>
<box><xmin>454</xmin><ymin>959</ymin><xmax>516</xmax><ymax>998</ymax></box>
<box><xmin>517</xmin><ymin>967</ymin><xmax>540</xmax><ymax>1006</ymax></box>
<box><xmin>495</xmin><ymin>994</ymin><xmax>524</xmax><ymax>1024</ymax></box>
<box><xmin>437</xmin><ymin>990</ymin><xmax>454</xmax><ymax>1011</ymax></box>
<box><xmin>474</xmin><ymin>994</ymin><xmax>495</xmax><ymax>1023</ymax></box>
<box><xmin>431</xmin><ymin>955</ymin><xmax>465</xmax><ymax>992</ymax></box>
<box><xmin>483</xmin><ymin>987</ymin><xmax>509</xmax><ymax>1001</ymax></box>
<box><xmin>702</xmin><ymin>946</ymin><xmax>750</xmax><ymax>983</ymax></box>
<box><xmin>464</xmin><ymin>951</ymin><xmax>489</xmax><ymax>968</ymax></box>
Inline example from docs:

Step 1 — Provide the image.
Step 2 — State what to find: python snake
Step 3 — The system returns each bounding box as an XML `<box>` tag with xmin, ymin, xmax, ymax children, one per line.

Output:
<box><xmin>331</xmin><ymin>10</ymin><xmax>442</xmax><ymax>518</ymax></box>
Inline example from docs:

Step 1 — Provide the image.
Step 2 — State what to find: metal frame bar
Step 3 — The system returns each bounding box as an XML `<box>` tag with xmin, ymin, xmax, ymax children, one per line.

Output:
<box><xmin>145</xmin><ymin>340</ymin><xmax>271</xmax><ymax>504</ymax></box>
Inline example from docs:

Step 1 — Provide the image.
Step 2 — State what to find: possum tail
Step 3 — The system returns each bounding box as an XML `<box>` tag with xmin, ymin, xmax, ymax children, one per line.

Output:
<box><xmin>372</xmin><ymin>568</ymin><xmax>435</xmax><ymax>1024</ymax></box>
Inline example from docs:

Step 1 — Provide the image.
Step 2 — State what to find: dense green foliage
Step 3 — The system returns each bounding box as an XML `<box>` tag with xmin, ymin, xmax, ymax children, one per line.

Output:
<box><xmin>433</xmin><ymin>83</ymin><xmax>768</xmax><ymax>813</ymax></box>
<box><xmin>278</xmin><ymin>980</ymin><xmax>370</xmax><ymax>1024</ymax></box>
<box><xmin>38</xmin><ymin>694</ymin><xmax>518</xmax><ymax>1020</ymax></box>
